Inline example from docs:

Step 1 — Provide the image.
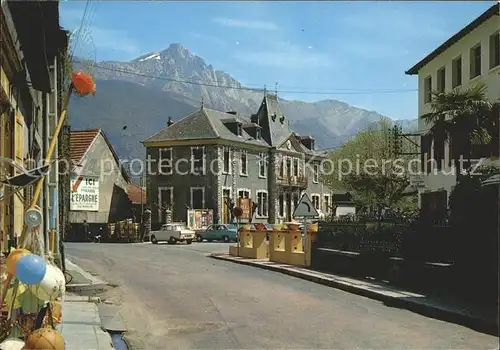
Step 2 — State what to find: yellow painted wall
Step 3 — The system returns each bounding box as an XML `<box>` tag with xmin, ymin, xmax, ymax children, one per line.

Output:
<box><xmin>0</xmin><ymin>112</ymin><xmax>6</xmax><ymax>252</ymax></box>
<box><xmin>0</xmin><ymin>63</ymin><xmax>26</xmax><ymax>248</ymax></box>
<box><xmin>0</xmin><ymin>67</ymin><xmax>10</xmax><ymax>252</ymax></box>
<box><xmin>13</xmin><ymin>115</ymin><xmax>24</xmax><ymax>238</ymax></box>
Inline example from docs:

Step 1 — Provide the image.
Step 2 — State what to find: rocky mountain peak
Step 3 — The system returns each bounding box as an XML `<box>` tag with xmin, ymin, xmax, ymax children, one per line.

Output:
<box><xmin>160</xmin><ymin>43</ymin><xmax>191</xmax><ymax>58</ymax></box>
<box><xmin>71</xmin><ymin>42</ymin><xmax>417</xmax><ymax>161</ymax></box>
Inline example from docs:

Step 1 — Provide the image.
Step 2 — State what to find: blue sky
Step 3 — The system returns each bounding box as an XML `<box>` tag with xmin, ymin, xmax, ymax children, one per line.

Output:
<box><xmin>60</xmin><ymin>1</ymin><xmax>493</xmax><ymax>120</ymax></box>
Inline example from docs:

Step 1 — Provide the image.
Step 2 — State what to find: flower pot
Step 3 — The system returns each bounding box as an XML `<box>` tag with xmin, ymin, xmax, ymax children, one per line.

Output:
<box><xmin>287</xmin><ymin>223</ymin><xmax>300</xmax><ymax>231</ymax></box>
<box><xmin>272</xmin><ymin>224</ymin><xmax>283</xmax><ymax>231</ymax></box>
<box><xmin>254</xmin><ymin>223</ymin><xmax>266</xmax><ymax>231</ymax></box>
<box><xmin>240</xmin><ymin>224</ymin><xmax>251</xmax><ymax>231</ymax></box>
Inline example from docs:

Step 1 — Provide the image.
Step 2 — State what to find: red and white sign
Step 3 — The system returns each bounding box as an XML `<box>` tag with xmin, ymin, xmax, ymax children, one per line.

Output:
<box><xmin>70</xmin><ymin>175</ymin><xmax>99</xmax><ymax>211</ymax></box>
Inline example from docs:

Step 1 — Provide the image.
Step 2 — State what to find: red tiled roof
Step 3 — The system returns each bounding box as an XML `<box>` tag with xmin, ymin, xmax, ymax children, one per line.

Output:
<box><xmin>70</xmin><ymin>129</ymin><xmax>100</xmax><ymax>166</ymax></box>
<box><xmin>127</xmin><ymin>183</ymin><xmax>146</xmax><ymax>204</ymax></box>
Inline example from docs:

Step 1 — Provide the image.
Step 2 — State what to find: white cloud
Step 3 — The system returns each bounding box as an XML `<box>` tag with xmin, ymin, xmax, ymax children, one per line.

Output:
<box><xmin>233</xmin><ymin>42</ymin><xmax>332</xmax><ymax>69</ymax></box>
<box><xmin>212</xmin><ymin>17</ymin><xmax>278</xmax><ymax>31</ymax></box>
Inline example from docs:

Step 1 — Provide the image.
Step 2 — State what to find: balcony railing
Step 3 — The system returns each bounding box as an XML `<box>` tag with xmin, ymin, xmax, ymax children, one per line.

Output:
<box><xmin>276</xmin><ymin>174</ymin><xmax>308</xmax><ymax>188</ymax></box>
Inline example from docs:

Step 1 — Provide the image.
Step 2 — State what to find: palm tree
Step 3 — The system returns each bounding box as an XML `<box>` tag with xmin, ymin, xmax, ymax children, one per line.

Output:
<box><xmin>423</xmin><ymin>82</ymin><xmax>498</xmax><ymax>181</ymax></box>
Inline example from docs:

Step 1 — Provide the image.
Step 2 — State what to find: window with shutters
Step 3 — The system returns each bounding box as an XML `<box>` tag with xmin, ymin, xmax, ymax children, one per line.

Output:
<box><xmin>238</xmin><ymin>189</ymin><xmax>250</xmax><ymax>199</ymax></box>
<box><xmin>256</xmin><ymin>190</ymin><xmax>268</xmax><ymax>217</ymax></box>
<box><xmin>489</xmin><ymin>31</ymin><xmax>500</xmax><ymax>69</ymax></box>
<box><xmin>258</xmin><ymin>153</ymin><xmax>267</xmax><ymax>178</ymax></box>
<box><xmin>223</xmin><ymin>147</ymin><xmax>231</xmax><ymax>174</ymax></box>
<box><xmin>311</xmin><ymin>194</ymin><xmax>320</xmax><ymax>210</ymax></box>
<box><xmin>470</xmin><ymin>43</ymin><xmax>481</xmax><ymax>79</ymax></box>
<box><xmin>293</xmin><ymin>158</ymin><xmax>299</xmax><ymax>177</ymax></box>
<box><xmin>452</xmin><ymin>56</ymin><xmax>462</xmax><ymax>88</ymax></box>
<box><xmin>158</xmin><ymin>148</ymin><xmax>172</xmax><ymax>175</ymax></box>
<box><xmin>190</xmin><ymin>187</ymin><xmax>205</xmax><ymax>209</ymax></box>
<box><xmin>437</xmin><ymin>67</ymin><xmax>445</xmax><ymax>93</ymax></box>
<box><xmin>191</xmin><ymin>146</ymin><xmax>205</xmax><ymax>175</ymax></box>
<box><xmin>240</xmin><ymin>150</ymin><xmax>248</xmax><ymax>176</ymax></box>
<box><xmin>424</xmin><ymin>76</ymin><xmax>432</xmax><ymax>104</ymax></box>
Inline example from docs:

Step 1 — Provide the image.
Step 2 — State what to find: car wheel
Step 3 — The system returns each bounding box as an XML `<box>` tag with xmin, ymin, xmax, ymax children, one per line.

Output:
<box><xmin>151</xmin><ymin>235</ymin><xmax>158</xmax><ymax>244</ymax></box>
<box><xmin>186</xmin><ymin>239</ymin><xmax>193</xmax><ymax>245</ymax></box>
<box><xmin>196</xmin><ymin>234</ymin><xmax>203</xmax><ymax>242</ymax></box>
<box><xmin>168</xmin><ymin>236</ymin><xmax>177</xmax><ymax>245</ymax></box>
<box><xmin>223</xmin><ymin>235</ymin><xmax>230</xmax><ymax>243</ymax></box>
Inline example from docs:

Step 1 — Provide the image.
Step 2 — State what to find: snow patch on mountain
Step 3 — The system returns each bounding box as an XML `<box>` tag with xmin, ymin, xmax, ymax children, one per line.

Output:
<box><xmin>139</xmin><ymin>53</ymin><xmax>161</xmax><ymax>61</ymax></box>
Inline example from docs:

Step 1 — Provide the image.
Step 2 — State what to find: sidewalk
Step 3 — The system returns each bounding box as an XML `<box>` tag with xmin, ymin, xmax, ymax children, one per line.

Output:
<box><xmin>59</xmin><ymin>259</ymin><xmax>116</xmax><ymax>350</ymax></box>
<box><xmin>209</xmin><ymin>253</ymin><xmax>498</xmax><ymax>336</ymax></box>
<box><xmin>58</xmin><ymin>294</ymin><xmax>114</xmax><ymax>350</ymax></box>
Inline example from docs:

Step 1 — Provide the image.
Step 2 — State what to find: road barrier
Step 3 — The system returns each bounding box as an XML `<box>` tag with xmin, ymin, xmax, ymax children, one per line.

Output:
<box><xmin>229</xmin><ymin>226</ymin><xmax>268</xmax><ymax>259</ymax></box>
<box><xmin>229</xmin><ymin>223</ymin><xmax>318</xmax><ymax>267</ymax></box>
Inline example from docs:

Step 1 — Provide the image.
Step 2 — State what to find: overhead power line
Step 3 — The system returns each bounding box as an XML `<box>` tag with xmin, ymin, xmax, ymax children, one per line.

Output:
<box><xmin>73</xmin><ymin>59</ymin><xmax>418</xmax><ymax>96</ymax></box>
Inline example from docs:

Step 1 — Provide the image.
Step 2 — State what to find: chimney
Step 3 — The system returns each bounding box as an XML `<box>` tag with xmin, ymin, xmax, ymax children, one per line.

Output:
<box><xmin>299</xmin><ymin>136</ymin><xmax>315</xmax><ymax>150</ymax></box>
<box><xmin>167</xmin><ymin>117</ymin><xmax>174</xmax><ymax>127</ymax></box>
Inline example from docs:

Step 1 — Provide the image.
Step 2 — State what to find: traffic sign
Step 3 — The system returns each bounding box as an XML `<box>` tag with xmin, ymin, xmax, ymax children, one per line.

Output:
<box><xmin>292</xmin><ymin>193</ymin><xmax>319</xmax><ymax>218</ymax></box>
<box><xmin>409</xmin><ymin>174</ymin><xmax>425</xmax><ymax>188</ymax></box>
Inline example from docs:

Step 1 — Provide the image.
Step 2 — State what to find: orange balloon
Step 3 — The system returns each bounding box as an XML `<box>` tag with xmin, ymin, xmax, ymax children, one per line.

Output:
<box><xmin>23</xmin><ymin>327</ymin><xmax>65</xmax><ymax>350</ymax></box>
<box><xmin>6</xmin><ymin>248</ymin><xmax>30</xmax><ymax>275</ymax></box>
<box><xmin>71</xmin><ymin>72</ymin><xmax>96</xmax><ymax>96</ymax></box>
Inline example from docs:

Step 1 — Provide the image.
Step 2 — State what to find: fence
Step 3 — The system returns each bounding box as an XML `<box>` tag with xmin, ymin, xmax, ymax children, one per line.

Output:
<box><xmin>311</xmin><ymin>220</ymin><xmax>499</xmax><ymax>303</ymax></box>
<box><xmin>315</xmin><ymin>221</ymin><xmax>456</xmax><ymax>263</ymax></box>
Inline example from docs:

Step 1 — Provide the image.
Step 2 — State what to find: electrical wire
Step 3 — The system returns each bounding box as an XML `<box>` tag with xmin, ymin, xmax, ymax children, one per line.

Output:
<box><xmin>70</xmin><ymin>0</ymin><xmax>92</xmax><ymax>61</ymax></box>
<box><xmin>73</xmin><ymin>59</ymin><xmax>418</xmax><ymax>96</ymax></box>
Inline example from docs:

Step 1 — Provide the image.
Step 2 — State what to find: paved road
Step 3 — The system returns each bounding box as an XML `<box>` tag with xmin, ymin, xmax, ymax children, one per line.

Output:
<box><xmin>65</xmin><ymin>242</ymin><xmax>498</xmax><ymax>350</ymax></box>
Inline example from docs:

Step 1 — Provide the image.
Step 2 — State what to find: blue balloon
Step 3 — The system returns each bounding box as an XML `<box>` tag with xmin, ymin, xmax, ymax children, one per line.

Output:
<box><xmin>16</xmin><ymin>254</ymin><xmax>47</xmax><ymax>285</ymax></box>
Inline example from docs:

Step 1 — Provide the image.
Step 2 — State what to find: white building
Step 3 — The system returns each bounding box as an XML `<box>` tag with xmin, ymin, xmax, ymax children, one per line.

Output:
<box><xmin>406</xmin><ymin>3</ymin><xmax>499</xmax><ymax>213</ymax></box>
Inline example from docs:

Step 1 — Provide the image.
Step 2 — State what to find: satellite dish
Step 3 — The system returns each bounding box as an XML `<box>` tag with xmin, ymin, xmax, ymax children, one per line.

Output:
<box><xmin>25</xmin><ymin>207</ymin><xmax>43</xmax><ymax>227</ymax></box>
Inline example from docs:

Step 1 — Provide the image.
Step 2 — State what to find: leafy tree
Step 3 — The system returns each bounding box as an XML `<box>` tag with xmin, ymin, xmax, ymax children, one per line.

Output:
<box><xmin>423</xmin><ymin>82</ymin><xmax>498</xmax><ymax>180</ymax></box>
<box><xmin>322</xmin><ymin>119</ymin><xmax>417</xmax><ymax>223</ymax></box>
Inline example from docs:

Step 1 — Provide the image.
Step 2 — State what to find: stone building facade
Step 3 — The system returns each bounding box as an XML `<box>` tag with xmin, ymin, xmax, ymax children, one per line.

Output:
<box><xmin>143</xmin><ymin>94</ymin><xmax>332</xmax><ymax>226</ymax></box>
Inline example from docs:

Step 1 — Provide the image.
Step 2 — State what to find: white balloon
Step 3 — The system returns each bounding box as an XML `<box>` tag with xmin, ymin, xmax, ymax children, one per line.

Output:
<box><xmin>0</xmin><ymin>338</ymin><xmax>25</xmax><ymax>350</ymax></box>
<box><xmin>29</xmin><ymin>264</ymin><xmax>65</xmax><ymax>301</ymax></box>
<box><xmin>52</xmin><ymin>265</ymin><xmax>66</xmax><ymax>295</ymax></box>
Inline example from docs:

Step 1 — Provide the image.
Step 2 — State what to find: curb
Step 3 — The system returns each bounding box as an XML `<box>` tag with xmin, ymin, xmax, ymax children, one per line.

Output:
<box><xmin>66</xmin><ymin>283</ymin><xmax>108</xmax><ymax>293</ymax></box>
<box><xmin>65</xmin><ymin>258</ymin><xmax>110</xmax><ymax>294</ymax></box>
<box><xmin>209</xmin><ymin>254</ymin><xmax>498</xmax><ymax>336</ymax></box>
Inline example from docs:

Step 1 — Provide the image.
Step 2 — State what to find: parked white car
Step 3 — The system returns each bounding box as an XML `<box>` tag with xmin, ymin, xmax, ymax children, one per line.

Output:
<box><xmin>150</xmin><ymin>223</ymin><xmax>195</xmax><ymax>245</ymax></box>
